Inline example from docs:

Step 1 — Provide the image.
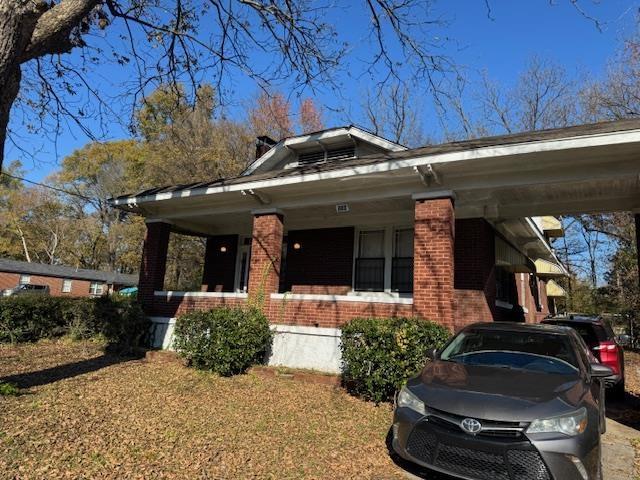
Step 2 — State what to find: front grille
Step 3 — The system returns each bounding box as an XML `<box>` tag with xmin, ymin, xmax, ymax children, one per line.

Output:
<box><xmin>406</xmin><ymin>422</ymin><xmax>551</xmax><ymax>480</ymax></box>
<box><xmin>426</xmin><ymin>406</ymin><xmax>526</xmax><ymax>438</ymax></box>
<box><xmin>436</xmin><ymin>443</ymin><xmax>511</xmax><ymax>480</ymax></box>
<box><xmin>507</xmin><ymin>450</ymin><xmax>550</xmax><ymax>480</ymax></box>
<box><xmin>405</xmin><ymin>428</ymin><xmax>437</xmax><ymax>463</ymax></box>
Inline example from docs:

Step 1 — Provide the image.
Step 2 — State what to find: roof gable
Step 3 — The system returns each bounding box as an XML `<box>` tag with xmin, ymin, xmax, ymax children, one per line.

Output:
<box><xmin>243</xmin><ymin>125</ymin><xmax>406</xmax><ymax>175</ymax></box>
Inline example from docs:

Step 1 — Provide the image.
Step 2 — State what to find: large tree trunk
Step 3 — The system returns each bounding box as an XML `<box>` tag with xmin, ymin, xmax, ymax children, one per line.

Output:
<box><xmin>0</xmin><ymin>0</ymin><xmax>100</xmax><ymax>170</ymax></box>
<box><xmin>0</xmin><ymin>2</ymin><xmax>42</xmax><ymax>171</ymax></box>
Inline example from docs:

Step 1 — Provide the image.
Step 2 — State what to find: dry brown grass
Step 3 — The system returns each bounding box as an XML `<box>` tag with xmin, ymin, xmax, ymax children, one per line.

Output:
<box><xmin>0</xmin><ymin>340</ymin><xmax>405</xmax><ymax>479</ymax></box>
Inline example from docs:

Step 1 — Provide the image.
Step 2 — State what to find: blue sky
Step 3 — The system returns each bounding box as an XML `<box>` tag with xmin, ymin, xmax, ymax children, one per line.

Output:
<box><xmin>6</xmin><ymin>0</ymin><xmax>639</xmax><ymax>182</ymax></box>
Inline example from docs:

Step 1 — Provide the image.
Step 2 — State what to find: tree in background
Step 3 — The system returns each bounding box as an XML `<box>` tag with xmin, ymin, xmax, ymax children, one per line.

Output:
<box><xmin>363</xmin><ymin>83</ymin><xmax>427</xmax><ymax>147</ymax></box>
<box><xmin>248</xmin><ymin>91</ymin><xmax>326</xmax><ymax>140</ymax></box>
<box><xmin>0</xmin><ymin>161</ymin><xmax>26</xmax><ymax>260</ymax></box>
<box><xmin>137</xmin><ymin>85</ymin><xmax>252</xmax><ymax>185</ymax></box>
<box><xmin>1</xmin><ymin>0</ymin><xmax>459</xmax><ymax>171</ymax></box>
<box><xmin>299</xmin><ymin>98</ymin><xmax>324</xmax><ymax>134</ymax></box>
<box><xmin>249</xmin><ymin>92</ymin><xmax>294</xmax><ymax>141</ymax></box>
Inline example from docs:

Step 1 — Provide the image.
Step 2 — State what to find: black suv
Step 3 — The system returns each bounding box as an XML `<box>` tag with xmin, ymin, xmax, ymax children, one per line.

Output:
<box><xmin>543</xmin><ymin>315</ymin><xmax>625</xmax><ymax>398</ymax></box>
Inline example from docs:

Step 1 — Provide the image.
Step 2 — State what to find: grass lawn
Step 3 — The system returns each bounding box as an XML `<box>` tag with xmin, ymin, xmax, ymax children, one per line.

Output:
<box><xmin>0</xmin><ymin>340</ymin><xmax>405</xmax><ymax>479</ymax></box>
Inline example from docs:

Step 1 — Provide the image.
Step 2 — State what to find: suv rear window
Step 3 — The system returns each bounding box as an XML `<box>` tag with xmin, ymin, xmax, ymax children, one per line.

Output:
<box><xmin>544</xmin><ymin>321</ymin><xmax>607</xmax><ymax>349</ymax></box>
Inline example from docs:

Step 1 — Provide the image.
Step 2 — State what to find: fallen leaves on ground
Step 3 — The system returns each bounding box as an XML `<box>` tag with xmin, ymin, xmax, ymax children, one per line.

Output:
<box><xmin>0</xmin><ymin>340</ymin><xmax>405</xmax><ymax>479</ymax></box>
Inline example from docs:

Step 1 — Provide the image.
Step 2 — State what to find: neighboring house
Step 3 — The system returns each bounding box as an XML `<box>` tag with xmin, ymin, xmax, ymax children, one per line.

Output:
<box><xmin>110</xmin><ymin>121</ymin><xmax>640</xmax><ymax>373</ymax></box>
<box><xmin>0</xmin><ymin>258</ymin><xmax>137</xmax><ymax>297</ymax></box>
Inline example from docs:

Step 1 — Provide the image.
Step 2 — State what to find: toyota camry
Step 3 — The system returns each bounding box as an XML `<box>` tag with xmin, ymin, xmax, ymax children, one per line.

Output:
<box><xmin>391</xmin><ymin>322</ymin><xmax>613</xmax><ymax>480</ymax></box>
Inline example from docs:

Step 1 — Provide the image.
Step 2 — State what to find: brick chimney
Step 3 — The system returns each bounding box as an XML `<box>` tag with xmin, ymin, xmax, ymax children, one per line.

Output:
<box><xmin>255</xmin><ymin>135</ymin><xmax>277</xmax><ymax>160</ymax></box>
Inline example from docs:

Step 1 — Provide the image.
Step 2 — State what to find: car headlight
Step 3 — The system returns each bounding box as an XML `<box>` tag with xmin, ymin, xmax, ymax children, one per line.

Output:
<box><xmin>526</xmin><ymin>408</ymin><xmax>588</xmax><ymax>436</ymax></box>
<box><xmin>396</xmin><ymin>386</ymin><xmax>426</xmax><ymax>415</ymax></box>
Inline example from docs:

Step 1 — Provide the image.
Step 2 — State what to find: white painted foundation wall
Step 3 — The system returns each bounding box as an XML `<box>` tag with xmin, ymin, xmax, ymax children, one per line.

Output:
<box><xmin>148</xmin><ymin>317</ymin><xmax>342</xmax><ymax>374</ymax></box>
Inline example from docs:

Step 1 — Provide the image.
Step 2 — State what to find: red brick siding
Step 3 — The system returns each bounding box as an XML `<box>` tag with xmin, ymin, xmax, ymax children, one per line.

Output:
<box><xmin>248</xmin><ymin>213</ymin><xmax>284</xmax><ymax>297</ymax></box>
<box><xmin>413</xmin><ymin>197</ymin><xmax>456</xmax><ymax>330</ymax></box>
<box><xmin>536</xmin><ymin>277</ymin><xmax>550</xmax><ymax>322</ymax></box>
<box><xmin>138</xmin><ymin>222</ymin><xmax>171</xmax><ymax>311</ymax></box>
<box><xmin>514</xmin><ymin>273</ymin><xmax>550</xmax><ymax>323</ymax></box>
<box><xmin>0</xmin><ymin>272</ymin><xmax>21</xmax><ymax>291</ymax></box>
<box><xmin>453</xmin><ymin>219</ymin><xmax>496</xmax><ymax>324</ymax></box>
<box><xmin>0</xmin><ymin>271</ymin><xmax>101</xmax><ymax>297</ymax></box>
<box><xmin>267</xmin><ymin>298</ymin><xmax>414</xmax><ymax>329</ymax></box>
<box><xmin>150</xmin><ymin>295</ymin><xmax>247</xmax><ymax>317</ymax></box>
<box><xmin>282</xmin><ymin>227</ymin><xmax>354</xmax><ymax>295</ymax></box>
<box><xmin>201</xmin><ymin>235</ymin><xmax>238</xmax><ymax>292</ymax></box>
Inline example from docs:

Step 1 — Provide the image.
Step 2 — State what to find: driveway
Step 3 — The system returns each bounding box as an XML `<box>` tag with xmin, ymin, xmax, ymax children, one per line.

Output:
<box><xmin>601</xmin><ymin>416</ymin><xmax>637</xmax><ymax>480</ymax></box>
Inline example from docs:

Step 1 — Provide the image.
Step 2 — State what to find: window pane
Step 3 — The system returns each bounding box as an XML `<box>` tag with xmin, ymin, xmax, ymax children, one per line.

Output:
<box><xmin>62</xmin><ymin>279</ymin><xmax>72</xmax><ymax>293</ymax></box>
<box><xmin>391</xmin><ymin>258</ymin><xmax>413</xmax><ymax>292</ymax></box>
<box><xmin>19</xmin><ymin>275</ymin><xmax>30</xmax><ymax>285</ymax></box>
<box><xmin>495</xmin><ymin>267</ymin><xmax>514</xmax><ymax>303</ymax></box>
<box><xmin>394</xmin><ymin>228</ymin><xmax>414</xmax><ymax>257</ymax></box>
<box><xmin>354</xmin><ymin>258</ymin><xmax>385</xmax><ymax>291</ymax></box>
<box><xmin>358</xmin><ymin>230</ymin><xmax>385</xmax><ymax>258</ymax></box>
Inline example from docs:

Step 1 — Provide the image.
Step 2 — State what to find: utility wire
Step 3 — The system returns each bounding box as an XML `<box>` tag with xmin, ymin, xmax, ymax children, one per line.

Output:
<box><xmin>0</xmin><ymin>171</ymin><xmax>93</xmax><ymax>201</ymax></box>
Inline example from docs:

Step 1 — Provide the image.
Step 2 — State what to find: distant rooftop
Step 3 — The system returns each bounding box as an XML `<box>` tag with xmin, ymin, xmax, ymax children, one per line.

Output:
<box><xmin>0</xmin><ymin>258</ymin><xmax>138</xmax><ymax>285</ymax></box>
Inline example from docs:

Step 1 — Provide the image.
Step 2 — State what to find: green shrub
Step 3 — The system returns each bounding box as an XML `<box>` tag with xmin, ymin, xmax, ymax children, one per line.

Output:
<box><xmin>173</xmin><ymin>307</ymin><xmax>272</xmax><ymax>376</ymax></box>
<box><xmin>341</xmin><ymin>317</ymin><xmax>451</xmax><ymax>403</ymax></box>
<box><xmin>0</xmin><ymin>382</ymin><xmax>19</xmax><ymax>396</ymax></box>
<box><xmin>0</xmin><ymin>295</ymin><xmax>149</xmax><ymax>349</ymax></box>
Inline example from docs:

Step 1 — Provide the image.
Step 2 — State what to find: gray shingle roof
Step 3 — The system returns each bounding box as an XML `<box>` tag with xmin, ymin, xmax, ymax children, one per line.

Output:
<box><xmin>110</xmin><ymin>118</ymin><xmax>640</xmax><ymax>204</ymax></box>
<box><xmin>0</xmin><ymin>258</ymin><xmax>138</xmax><ymax>285</ymax></box>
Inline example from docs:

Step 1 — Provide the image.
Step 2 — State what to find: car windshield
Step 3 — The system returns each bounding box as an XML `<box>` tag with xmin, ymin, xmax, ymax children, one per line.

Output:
<box><xmin>440</xmin><ymin>328</ymin><xmax>579</xmax><ymax>375</ymax></box>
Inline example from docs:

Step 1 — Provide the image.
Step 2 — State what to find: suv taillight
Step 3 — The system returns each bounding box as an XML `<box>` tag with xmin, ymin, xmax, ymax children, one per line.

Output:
<box><xmin>593</xmin><ymin>341</ymin><xmax>620</xmax><ymax>375</ymax></box>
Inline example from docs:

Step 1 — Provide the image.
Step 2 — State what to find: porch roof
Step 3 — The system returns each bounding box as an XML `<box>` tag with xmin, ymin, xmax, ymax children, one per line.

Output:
<box><xmin>111</xmin><ymin>119</ymin><xmax>640</xmax><ymax>207</ymax></box>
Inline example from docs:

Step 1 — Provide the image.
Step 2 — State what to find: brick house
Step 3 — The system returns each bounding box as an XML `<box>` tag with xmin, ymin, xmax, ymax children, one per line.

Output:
<box><xmin>0</xmin><ymin>258</ymin><xmax>137</xmax><ymax>297</ymax></box>
<box><xmin>110</xmin><ymin>121</ymin><xmax>640</xmax><ymax>373</ymax></box>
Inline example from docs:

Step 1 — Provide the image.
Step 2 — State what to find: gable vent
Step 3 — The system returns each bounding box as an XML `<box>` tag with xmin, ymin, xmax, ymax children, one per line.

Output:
<box><xmin>298</xmin><ymin>146</ymin><xmax>355</xmax><ymax>166</ymax></box>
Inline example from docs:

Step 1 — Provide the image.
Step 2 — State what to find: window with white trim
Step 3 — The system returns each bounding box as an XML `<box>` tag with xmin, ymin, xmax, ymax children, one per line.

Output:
<box><xmin>89</xmin><ymin>282</ymin><xmax>103</xmax><ymax>295</ymax></box>
<box><xmin>391</xmin><ymin>228</ymin><xmax>414</xmax><ymax>293</ymax></box>
<box><xmin>354</xmin><ymin>230</ymin><xmax>385</xmax><ymax>291</ymax></box>
<box><xmin>19</xmin><ymin>274</ymin><xmax>30</xmax><ymax>285</ymax></box>
<box><xmin>354</xmin><ymin>227</ymin><xmax>414</xmax><ymax>293</ymax></box>
<box><xmin>62</xmin><ymin>279</ymin><xmax>72</xmax><ymax>293</ymax></box>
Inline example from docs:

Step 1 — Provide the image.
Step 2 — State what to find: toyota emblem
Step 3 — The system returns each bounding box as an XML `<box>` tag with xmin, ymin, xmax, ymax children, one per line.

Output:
<box><xmin>460</xmin><ymin>418</ymin><xmax>482</xmax><ymax>435</ymax></box>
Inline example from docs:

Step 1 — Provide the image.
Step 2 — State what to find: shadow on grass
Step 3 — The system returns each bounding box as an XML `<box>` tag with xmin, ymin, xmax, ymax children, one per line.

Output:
<box><xmin>606</xmin><ymin>390</ymin><xmax>640</xmax><ymax>432</ymax></box>
<box><xmin>384</xmin><ymin>428</ymin><xmax>458</xmax><ymax>480</ymax></box>
<box><xmin>0</xmin><ymin>348</ymin><xmax>146</xmax><ymax>390</ymax></box>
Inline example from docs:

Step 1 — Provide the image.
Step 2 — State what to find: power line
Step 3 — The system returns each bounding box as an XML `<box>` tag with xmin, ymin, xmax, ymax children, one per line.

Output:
<box><xmin>0</xmin><ymin>171</ymin><xmax>93</xmax><ymax>201</ymax></box>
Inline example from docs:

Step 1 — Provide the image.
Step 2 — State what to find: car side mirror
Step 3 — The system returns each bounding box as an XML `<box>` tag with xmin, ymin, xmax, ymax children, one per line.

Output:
<box><xmin>590</xmin><ymin>363</ymin><xmax>614</xmax><ymax>378</ymax></box>
<box><xmin>616</xmin><ymin>334</ymin><xmax>631</xmax><ymax>347</ymax></box>
<box><xmin>426</xmin><ymin>347</ymin><xmax>439</xmax><ymax>360</ymax></box>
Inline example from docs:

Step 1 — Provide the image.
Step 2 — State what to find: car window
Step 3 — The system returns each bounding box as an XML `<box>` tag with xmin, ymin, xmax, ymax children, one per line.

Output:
<box><xmin>544</xmin><ymin>321</ymin><xmax>604</xmax><ymax>349</ymax></box>
<box><xmin>440</xmin><ymin>328</ymin><xmax>579</xmax><ymax>375</ymax></box>
<box><xmin>570</xmin><ymin>332</ymin><xmax>594</xmax><ymax>371</ymax></box>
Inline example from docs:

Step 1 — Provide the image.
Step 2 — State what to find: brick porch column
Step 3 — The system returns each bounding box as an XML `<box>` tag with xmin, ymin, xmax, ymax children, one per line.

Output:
<box><xmin>413</xmin><ymin>192</ymin><xmax>455</xmax><ymax>330</ymax></box>
<box><xmin>138</xmin><ymin>221</ymin><xmax>171</xmax><ymax>312</ymax></box>
<box><xmin>248</xmin><ymin>209</ymin><xmax>284</xmax><ymax>301</ymax></box>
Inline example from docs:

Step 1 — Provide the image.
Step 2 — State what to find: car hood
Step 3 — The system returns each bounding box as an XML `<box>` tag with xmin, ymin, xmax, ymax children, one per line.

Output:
<box><xmin>407</xmin><ymin>360</ymin><xmax>587</xmax><ymax>422</ymax></box>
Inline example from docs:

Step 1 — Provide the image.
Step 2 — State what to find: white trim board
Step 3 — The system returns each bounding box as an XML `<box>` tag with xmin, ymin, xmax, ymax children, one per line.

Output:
<box><xmin>271</xmin><ymin>292</ymin><xmax>413</xmax><ymax>305</ymax></box>
<box><xmin>154</xmin><ymin>291</ymin><xmax>249</xmax><ymax>299</ymax></box>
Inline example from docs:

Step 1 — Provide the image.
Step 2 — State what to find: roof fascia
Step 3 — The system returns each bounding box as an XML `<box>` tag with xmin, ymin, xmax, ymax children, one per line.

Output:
<box><xmin>112</xmin><ymin>127</ymin><xmax>640</xmax><ymax>208</ymax></box>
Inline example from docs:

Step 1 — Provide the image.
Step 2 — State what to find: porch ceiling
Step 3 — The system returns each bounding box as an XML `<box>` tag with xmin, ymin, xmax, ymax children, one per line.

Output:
<box><xmin>168</xmin><ymin>197</ymin><xmax>415</xmax><ymax>235</ymax></box>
